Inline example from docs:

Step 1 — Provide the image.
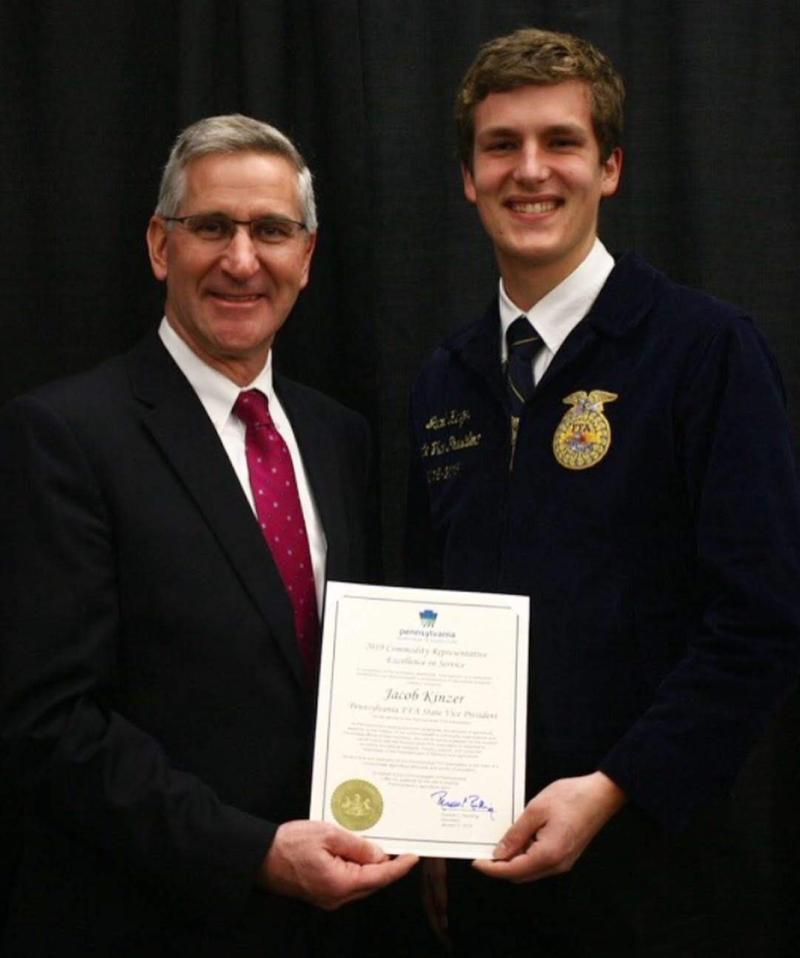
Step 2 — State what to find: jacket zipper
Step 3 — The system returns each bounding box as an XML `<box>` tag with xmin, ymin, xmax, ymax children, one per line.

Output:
<box><xmin>509</xmin><ymin>415</ymin><xmax>520</xmax><ymax>471</ymax></box>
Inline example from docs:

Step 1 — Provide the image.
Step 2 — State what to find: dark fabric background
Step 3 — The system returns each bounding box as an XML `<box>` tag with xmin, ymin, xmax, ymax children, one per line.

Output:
<box><xmin>1</xmin><ymin>1</ymin><xmax>798</xmax><ymax>952</ymax></box>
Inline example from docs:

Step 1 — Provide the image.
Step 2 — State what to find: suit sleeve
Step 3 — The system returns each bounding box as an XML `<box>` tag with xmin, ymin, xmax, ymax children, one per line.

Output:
<box><xmin>600</xmin><ymin>318</ymin><xmax>800</xmax><ymax>832</ymax></box>
<box><xmin>0</xmin><ymin>394</ymin><xmax>275</xmax><ymax>921</ymax></box>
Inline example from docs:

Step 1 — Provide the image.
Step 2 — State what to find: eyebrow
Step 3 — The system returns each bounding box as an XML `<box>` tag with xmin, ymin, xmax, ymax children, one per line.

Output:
<box><xmin>478</xmin><ymin>122</ymin><xmax>588</xmax><ymax>140</ymax></box>
<box><xmin>544</xmin><ymin>123</ymin><xmax>587</xmax><ymax>137</ymax></box>
<box><xmin>188</xmin><ymin>210</ymin><xmax>297</xmax><ymax>221</ymax></box>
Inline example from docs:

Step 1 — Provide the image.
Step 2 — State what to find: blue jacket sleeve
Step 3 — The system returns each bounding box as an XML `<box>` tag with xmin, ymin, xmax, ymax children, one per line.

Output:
<box><xmin>600</xmin><ymin>317</ymin><xmax>800</xmax><ymax>831</ymax></box>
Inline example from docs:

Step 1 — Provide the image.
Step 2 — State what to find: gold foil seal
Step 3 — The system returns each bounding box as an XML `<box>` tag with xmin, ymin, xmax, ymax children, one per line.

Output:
<box><xmin>331</xmin><ymin>779</ymin><xmax>384</xmax><ymax>831</ymax></box>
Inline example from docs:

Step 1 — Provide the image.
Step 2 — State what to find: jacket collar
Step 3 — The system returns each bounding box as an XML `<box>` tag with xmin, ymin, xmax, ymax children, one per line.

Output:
<box><xmin>580</xmin><ymin>252</ymin><xmax>663</xmax><ymax>339</ymax></box>
<box><xmin>443</xmin><ymin>253</ymin><xmax>663</xmax><ymax>394</ymax></box>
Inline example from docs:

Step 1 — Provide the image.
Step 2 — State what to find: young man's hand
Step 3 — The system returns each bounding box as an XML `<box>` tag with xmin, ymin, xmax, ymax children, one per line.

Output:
<box><xmin>473</xmin><ymin>772</ymin><xmax>626</xmax><ymax>882</ymax></box>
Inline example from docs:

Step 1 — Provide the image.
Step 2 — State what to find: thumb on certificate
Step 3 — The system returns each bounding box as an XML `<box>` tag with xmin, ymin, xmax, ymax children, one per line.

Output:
<box><xmin>327</xmin><ymin>824</ymin><xmax>389</xmax><ymax>865</ymax></box>
<box><xmin>492</xmin><ymin>801</ymin><xmax>547</xmax><ymax>860</ymax></box>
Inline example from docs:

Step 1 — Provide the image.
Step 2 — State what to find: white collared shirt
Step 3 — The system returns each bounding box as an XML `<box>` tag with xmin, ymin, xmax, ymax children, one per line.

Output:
<box><xmin>158</xmin><ymin>318</ymin><xmax>327</xmax><ymax>612</ymax></box>
<box><xmin>498</xmin><ymin>238</ymin><xmax>615</xmax><ymax>383</ymax></box>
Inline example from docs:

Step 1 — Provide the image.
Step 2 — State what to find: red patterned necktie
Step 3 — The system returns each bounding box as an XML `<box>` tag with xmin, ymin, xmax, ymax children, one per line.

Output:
<box><xmin>234</xmin><ymin>389</ymin><xmax>319</xmax><ymax>676</ymax></box>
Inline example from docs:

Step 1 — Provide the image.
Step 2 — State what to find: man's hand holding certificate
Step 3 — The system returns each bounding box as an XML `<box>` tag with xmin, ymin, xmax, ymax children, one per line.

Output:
<box><xmin>310</xmin><ymin>582</ymin><xmax>529</xmax><ymax>859</ymax></box>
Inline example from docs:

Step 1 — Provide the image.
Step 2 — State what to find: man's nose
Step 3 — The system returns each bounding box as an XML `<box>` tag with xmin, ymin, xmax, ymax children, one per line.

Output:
<box><xmin>221</xmin><ymin>225</ymin><xmax>260</xmax><ymax>278</ymax></box>
<box><xmin>513</xmin><ymin>143</ymin><xmax>550</xmax><ymax>184</ymax></box>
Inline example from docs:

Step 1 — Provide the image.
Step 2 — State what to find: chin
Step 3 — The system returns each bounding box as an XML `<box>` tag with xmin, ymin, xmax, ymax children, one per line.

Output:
<box><xmin>217</xmin><ymin>335</ymin><xmax>271</xmax><ymax>357</ymax></box>
<box><xmin>504</xmin><ymin>243</ymin><xmax>562</xmax><ymax>268</ymax></box>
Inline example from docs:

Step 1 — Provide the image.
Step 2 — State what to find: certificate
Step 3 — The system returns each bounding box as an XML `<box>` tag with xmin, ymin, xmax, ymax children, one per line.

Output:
<box><xmin>310</xmin><ymin>581</ymin><xmax>529</xmax><ymax>859</ymax></box>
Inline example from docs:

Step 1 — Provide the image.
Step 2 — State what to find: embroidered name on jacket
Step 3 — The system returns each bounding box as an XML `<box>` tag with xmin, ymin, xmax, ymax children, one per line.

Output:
<box><xmin>421</xmin><ymin>407</ymin><xmax>481</xmax><ymax>483</ymax></box>
<box><xmin>424</xmin><ymin>408</ymin><xmax>472</xmax><ymax>431</ymax></box>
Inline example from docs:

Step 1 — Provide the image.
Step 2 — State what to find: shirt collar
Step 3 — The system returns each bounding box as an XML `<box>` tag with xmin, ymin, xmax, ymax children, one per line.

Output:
<box><xmin>158</xmin><ymin>318</ymin><xmax>273</xmax><ymax>430</ymax></box>
<box><xmin>498</xmin><ymin>238</ymin><xmax>615</xmax><ymax>361</ymax></box>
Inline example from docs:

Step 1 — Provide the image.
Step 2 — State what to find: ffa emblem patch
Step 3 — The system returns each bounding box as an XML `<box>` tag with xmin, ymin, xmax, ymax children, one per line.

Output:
<box><xmin>552</xmin><ymin>390</ymin><xmax>618</xmax><ymax>470</ymax></box>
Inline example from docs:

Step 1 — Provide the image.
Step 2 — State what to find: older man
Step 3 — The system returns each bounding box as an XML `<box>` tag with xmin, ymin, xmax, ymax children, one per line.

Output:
<box><xmin>0</xmin><ymin>114</ymin><xmax>414</xmax><ymax>955</ymax></box>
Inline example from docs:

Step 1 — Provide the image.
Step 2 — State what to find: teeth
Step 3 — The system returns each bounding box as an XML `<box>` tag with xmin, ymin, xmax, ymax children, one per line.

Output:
<box><xmin>511</xmin><ymin>200</ymin><xmax>558</xmax><ymax>214</ymax></box>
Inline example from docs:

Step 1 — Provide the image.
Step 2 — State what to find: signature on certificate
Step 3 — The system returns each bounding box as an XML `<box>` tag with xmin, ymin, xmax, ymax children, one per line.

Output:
<box><xmin>430</xmin><ymin>789</ymin><xmax>495</xmax><ymax>819</ymax></box>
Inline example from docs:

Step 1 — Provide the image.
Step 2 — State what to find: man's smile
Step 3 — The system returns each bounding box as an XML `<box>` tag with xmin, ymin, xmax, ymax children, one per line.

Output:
<box><xmin>505</xmin><ymin>197</ymin><xmax>562</xmax><ymax>215</ymax></box>
<box><xmin>207</xmin><ymin>290</ymin><xmax>266</xmax><ymax>304</ymax></box>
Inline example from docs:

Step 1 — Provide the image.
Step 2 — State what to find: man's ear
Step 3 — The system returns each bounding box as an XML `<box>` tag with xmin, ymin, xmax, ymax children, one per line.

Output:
<box><xmin>600</xmin><ymin>147</ymin><xmax>623</xmax><ymax>198</ymax></box>
<box><xmin>298</xmin><ymin>230</ymin><xmax>318</xmax><ymax>291</ymax></box>
<box><xmin>146</xmin><ymin>216</ymin><xmax>169</xmax><ymax>281</ymax></box>
<box><xmin>462</xmin><ymin>163</ymin><xmax>477</xmax><ymax>205</ymax></box>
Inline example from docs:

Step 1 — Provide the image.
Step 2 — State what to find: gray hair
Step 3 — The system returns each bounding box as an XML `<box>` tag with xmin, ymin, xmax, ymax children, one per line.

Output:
<box><xmin>155</xmin><ymin>114</ymin><xmax>317</xmax><ymax>231</ymax></box>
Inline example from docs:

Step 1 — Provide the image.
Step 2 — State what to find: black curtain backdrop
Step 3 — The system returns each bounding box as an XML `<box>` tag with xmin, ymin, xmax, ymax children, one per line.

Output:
<box><xmin>1</xmin><ymin>1</ymin><xmax>798</xmax><ymax>951</ymax></box>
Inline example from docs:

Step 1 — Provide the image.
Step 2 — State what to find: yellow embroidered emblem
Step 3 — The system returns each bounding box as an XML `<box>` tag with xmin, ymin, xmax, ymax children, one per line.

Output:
<box><xmin>553</xmin><ymin>390</ymin><xmax>618</xmax><ymax>470</ymax></box>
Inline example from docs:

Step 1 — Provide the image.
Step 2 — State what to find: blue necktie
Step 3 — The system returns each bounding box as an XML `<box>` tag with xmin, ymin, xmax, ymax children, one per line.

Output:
<box><xmin>506</xmin><ymin>315</ymin><xmax>542</xmax><ymax>416</ymax></box>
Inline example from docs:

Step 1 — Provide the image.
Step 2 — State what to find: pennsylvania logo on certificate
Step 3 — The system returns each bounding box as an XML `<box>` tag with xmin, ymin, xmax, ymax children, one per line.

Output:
<box><xmin>309</xmin><ymin>581</ymin><xmax>529</xmax><ymax>859</ymax></box>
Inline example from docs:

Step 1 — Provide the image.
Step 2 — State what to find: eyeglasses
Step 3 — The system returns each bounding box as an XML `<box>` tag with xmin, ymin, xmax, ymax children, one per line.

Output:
<box><xmin>163</xmin><ymin>213</ymin><xmax>308</xmax><ymax>246</ymax></box>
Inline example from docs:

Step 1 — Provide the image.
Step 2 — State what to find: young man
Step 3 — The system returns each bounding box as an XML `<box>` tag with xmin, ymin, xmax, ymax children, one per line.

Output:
<box><xmin>0</xmin><ymin>114</ymin><xmax>415</xmax><ymax>956</ymax></box>
<box><xmin>405</xmin><ymin>28</ymin><xmax>800</xmax><ymax>955</ymax></box>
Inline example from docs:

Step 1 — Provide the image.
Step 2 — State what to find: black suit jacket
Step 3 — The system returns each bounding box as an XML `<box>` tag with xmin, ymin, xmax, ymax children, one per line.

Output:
<box><xmin>0</xmin><ymin>331</ymin><xmax>375</xmax><ymax>955</ymax></box>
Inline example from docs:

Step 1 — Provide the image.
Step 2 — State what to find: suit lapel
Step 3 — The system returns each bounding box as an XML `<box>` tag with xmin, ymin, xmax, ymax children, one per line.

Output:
<box><xmin>126</xmin><ymin>332</ymin><xmax>307</xmax><ymax>689</ymax></box>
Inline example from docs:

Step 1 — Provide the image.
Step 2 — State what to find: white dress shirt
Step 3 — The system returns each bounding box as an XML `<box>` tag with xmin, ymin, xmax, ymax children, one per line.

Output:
<box><xmin>498</xmin><ymin>238</ymin><xmax>615</xmax><ymax>383</ymax></box>
<box><xmin>158</xmin><ymin>318</ymin><xmax>327</xmax><ymax>612</ymax></box>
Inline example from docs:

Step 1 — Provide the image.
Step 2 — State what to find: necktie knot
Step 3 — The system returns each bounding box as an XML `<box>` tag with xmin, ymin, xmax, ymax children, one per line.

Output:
<box><xmin>506</xmin><ymin>315</ymin><xmax>541</xmax><ymax>362</ymax></box>
<box><xmin>234</xmin><ymin>389</ymin><xmax>272</xmax><ymax>429</ymax></box>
